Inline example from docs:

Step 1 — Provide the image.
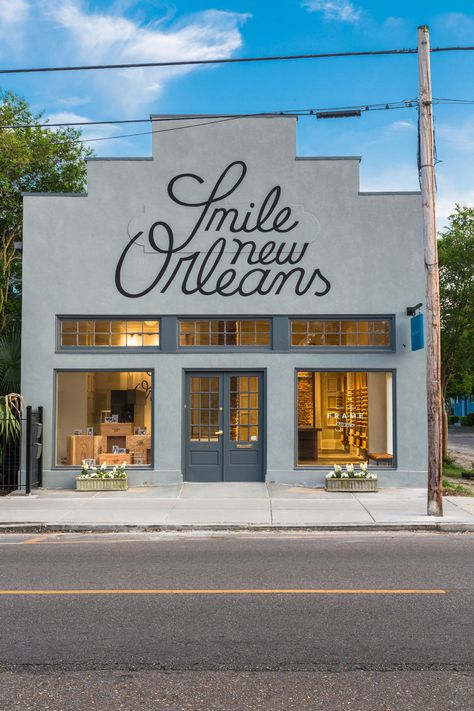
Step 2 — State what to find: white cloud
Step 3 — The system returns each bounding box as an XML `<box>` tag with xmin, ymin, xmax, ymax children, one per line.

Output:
<box><xmin>437</xmin><ymin>120</ymin><xmax>474</xmax><ymax>154</ymax></box>
<box><xmin>0</xmin><ymin>0</ymin><xmax>29</xmax><ymax>51</ymax></box>
<box><xmin>0</xmin><ymin>0</ymin><xmax>29</xmax><ymax>25</ymax></box>
<box><xmin>389</xmin><ymin>120</ymin><xmax>416</xmax><ymax>131</ymax></box>
<box><xmin>42</xmin><ymin>1</ymin><xmax>250</xmax><ymax>109</ymax></box>
<box><xmin>58</xmin><ymin>96</ymin><xmax>91</xmax><ymax>108</ymax></box>
<box><xmin>302</xmin><ymin>0</ymin><xmax>362</xmax><ymax>23</ymax></box>
<box><xmin>46</xmin><ymin>111</ymin><xmax>122</xmax><ymax>143</ymax></box>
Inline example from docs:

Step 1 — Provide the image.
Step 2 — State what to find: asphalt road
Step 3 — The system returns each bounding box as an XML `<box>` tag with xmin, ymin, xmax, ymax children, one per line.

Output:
<box><xmin>0</xmin><ymin>531</ymin><xmax>473</xmax><ymax>710</ymax></box>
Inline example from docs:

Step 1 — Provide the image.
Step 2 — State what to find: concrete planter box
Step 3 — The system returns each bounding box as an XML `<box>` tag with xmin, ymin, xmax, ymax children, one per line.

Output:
<box><xmin>76</xmin><ymin>477</ymin><xmax>128</xmax><ymax>491</ymax></box>
<box><xmin>325</xmin><ymin>478</ymin><xmax>378</xmax><ymax>492</ymax></box>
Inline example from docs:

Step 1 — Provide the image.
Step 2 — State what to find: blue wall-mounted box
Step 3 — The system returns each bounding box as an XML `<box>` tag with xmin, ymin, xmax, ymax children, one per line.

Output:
<box><xmin>410</xmin><ymin>313</ymin><xmax>424</xmax><ymax>351</ymax></box>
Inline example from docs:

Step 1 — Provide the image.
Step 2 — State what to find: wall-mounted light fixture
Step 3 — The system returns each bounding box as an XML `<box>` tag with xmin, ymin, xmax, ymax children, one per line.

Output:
<box><xmin>406</xmin><ymin>302</ymin><xmax>423</xmax><ymax>316</ymax></box>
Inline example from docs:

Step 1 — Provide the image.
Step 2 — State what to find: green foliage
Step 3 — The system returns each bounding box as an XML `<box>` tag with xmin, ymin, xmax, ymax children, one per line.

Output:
<box><xmin>442</xmin><ymin>479</ymin><xmax>474</xmax><ymax>496</ymax></box>
<box><xmin>438</xmin><ymin>205</ymin><xmax>474</xmax><ymax>400</ymax></box>
<box><xmin>0</xmin><ymin>89</ymin><xmax>92</xmax><ymax>333</ymax></box>
<box><xmin>0</xmin><ymin>328</ymin><xmax>20</xmax><ymax>396</ymax></box>
<box><xmin>0</xmin><ymin>394</ymin><xmax>21</xmax><ymax>442</ymax></box>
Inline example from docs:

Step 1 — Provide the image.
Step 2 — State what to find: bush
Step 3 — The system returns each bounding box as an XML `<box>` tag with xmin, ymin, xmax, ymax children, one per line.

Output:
<box><xmin>460</xmin><ymin>414</ymin><xmax>474</xmax><ymax>426</ymax></box>
<box><xmin>448</xmin><ymin>415</ymin><xmax>460</xmax><ymax>425</ymax></box>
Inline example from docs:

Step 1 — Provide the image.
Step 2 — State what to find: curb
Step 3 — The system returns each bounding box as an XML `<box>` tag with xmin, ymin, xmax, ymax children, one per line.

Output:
<box><xmin>1</xmin><ymin>522</ymin><xmax>474</xmax><ymax>534</ymax></box>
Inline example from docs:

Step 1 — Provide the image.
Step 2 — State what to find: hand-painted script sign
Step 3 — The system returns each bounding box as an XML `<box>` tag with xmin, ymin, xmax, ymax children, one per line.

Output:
<box><xmin>115</xmin><ymin>161</ymin><xmax>331</xmax><ymax>298</ymax></box>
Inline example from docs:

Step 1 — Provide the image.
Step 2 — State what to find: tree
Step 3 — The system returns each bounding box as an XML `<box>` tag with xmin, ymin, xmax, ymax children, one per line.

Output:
<box><xmin>438</xmin><ymin>205</ymin><xmax>474</xmax><ymax>459</ymax></box>
<box><xmin>0</xmin><ymin>89</ymin><xmax>92</xmax><ymax>333</ymax></box>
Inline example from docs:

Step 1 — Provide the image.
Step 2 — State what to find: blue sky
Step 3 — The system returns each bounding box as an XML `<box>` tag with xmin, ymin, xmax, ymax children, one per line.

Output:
<box><xmin>1</xmin><ymin>0</ymin><xmax>473</xmax><ymax>225</ymax></box>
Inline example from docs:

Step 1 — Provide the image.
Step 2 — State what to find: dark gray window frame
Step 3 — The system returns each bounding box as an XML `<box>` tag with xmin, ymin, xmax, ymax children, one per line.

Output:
<box><xmin>177</xmin><ymin>317</ymin><xmax>273</xmax><ymax>352</ymax></box>
<box><xmin>181</xmin><ymin>367</ymin><xmax>267</xmax><ymax>480</ymax></box>
<box><xmin>56</xmin><ymin>314</ymin><xmax>396</xmax><ymax>354</ymax></box>
<box><xmin>289</xmin><ymin>315</ymin><xmax>396</xmax><ymax>352</ymax></box>
<box><xmin>52</xmin><ymin>367</ymin><xmax>155</xmax><ymax>470</ymax></box>
<box><xmin>293</xmin><ymin>367</ymin><xmax>397</xmax><ymax>470</ymax></box>
<box><xmin>56</xmin><ymin>316</ymin><xmax>161</xmax><ymax>353</ymax></box>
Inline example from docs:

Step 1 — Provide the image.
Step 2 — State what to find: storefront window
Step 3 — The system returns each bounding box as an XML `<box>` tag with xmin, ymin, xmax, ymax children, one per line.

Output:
<box><xmin>297</xmin><ymin>371</ymin><xmax>393</xmax><ymax>466</ymax></box>
<box><xmin>179</xmin><ymin>320</ymin><xmax>271</xmax><ymax>347</ymax></box>
<box><xmin>291</xmin><ymin>319</ymin><xmax>391</xmax><ymax>348</ymax></box>
<box><xmin>59</xmin><ymin>319</ymin><xmax>159</xmax><ymax>348</ymax></box>
<box><xmin>55</xmin><ymin>371</ymin><xmax>153</xmax><ymax>467</ymax></box>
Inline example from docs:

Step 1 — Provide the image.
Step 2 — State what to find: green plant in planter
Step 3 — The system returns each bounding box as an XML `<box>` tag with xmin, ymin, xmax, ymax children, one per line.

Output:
<box><xmin>78</xmin><ymin>461</ymin><xmax>127</xmax><ymax>479</ymax></box>
<box><xmin>326</xmin><ymin>462</ymin><xmax>377</xmax><ymax>480</ymax></box>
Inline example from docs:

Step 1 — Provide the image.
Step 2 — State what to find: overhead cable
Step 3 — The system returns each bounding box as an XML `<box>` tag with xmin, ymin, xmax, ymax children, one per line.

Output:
<box><xmin>0</xmin><ymin>45</ymin><xmax>473</xmax><ymax>76</ymax></box>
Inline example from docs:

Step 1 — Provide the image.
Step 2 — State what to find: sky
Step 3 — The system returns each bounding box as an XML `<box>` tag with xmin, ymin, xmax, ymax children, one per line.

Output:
<box><xmin>1</xmin><ymin>0</ymin><xmax>473</xmax><ymax>226</ymax></box>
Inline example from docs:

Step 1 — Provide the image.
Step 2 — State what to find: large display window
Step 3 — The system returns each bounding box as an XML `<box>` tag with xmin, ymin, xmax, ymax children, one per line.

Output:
<box><xmin>297</xmin><ymin>370</ymin><xmax>393</xmax><ymax>466</ymax></box>
<box><xmin>55</xmin><ymin>371</ymin><xmax>153</xmax><ymax>467</ymax></box>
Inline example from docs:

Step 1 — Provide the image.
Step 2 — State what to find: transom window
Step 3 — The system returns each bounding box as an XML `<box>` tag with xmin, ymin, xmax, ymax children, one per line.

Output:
<box><xmin>59</xmin><ymin>319</ymin><xmax>160</xmax><ymax>348</ymax></box>
<box><xmin>179</xmin><ymin>320</ymin><xmax>271</xmax><ymax>347</ymax></box>
<box><xmin>291</xmin><ymin>319</ymin><xmax>391</xmax><ymax>348</ymax></box>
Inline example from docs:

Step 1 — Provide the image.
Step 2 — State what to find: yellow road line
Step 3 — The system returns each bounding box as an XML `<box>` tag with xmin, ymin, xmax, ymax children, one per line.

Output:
<box><xmin>0</xmin><ymin>588</ymin><xmax>448</xmax><ymax>595</ymax></box>
<box><xmin>23</xmin><ymin>535</ymin><xmax>54</xmax><ymax>545</ymax></box>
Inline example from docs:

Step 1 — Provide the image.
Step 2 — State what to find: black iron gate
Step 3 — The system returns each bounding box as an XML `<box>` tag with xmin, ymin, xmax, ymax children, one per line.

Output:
<box><xmin>0</xmin><ymin>406</ymin><xmax>43</xmax><ymax>495</ymax></box>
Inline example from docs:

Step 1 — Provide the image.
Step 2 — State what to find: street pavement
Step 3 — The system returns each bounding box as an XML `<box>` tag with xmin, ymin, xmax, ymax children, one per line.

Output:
<box><xmin>448</xmin><ymin>426</ymin><xmax>474</xmax><ymax>469</ymax></box>
<box><xmin>0</xmin><ymin>531</ymin><xmax>472</xmax><ymax>709</ymax></box>
<box><xmin>1</xmin><ymin>484</ymin><xmax>474</xmax><ymax>529</ymax></box>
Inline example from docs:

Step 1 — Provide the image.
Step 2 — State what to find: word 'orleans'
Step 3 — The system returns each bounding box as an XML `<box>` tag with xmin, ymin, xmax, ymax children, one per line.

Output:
<box><xmin>115</xmin><ymin>161</ymin><xmax>331</xmax><ymax>298</ymax></box>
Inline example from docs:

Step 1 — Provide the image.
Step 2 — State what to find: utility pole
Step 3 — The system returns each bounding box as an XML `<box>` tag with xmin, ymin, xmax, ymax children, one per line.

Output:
<box><xmin>417</xmin><ymin>25</ymin><xmax>443</xmax><ymax>516</ymax></box>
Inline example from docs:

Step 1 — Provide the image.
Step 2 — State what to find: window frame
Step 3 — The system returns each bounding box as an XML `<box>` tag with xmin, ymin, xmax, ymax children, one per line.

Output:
<box><xmin>293</xmin><ymin>367</ymin><xmax>397</xmax><ymax>470</ymax></box>
<box><xmin>177</xmin><ymin>317</ymin><xmax>273</xmax><ymax>351</ymax></box>
<box><xmin>52</xmin><ymin>367</ymin><xmax>155</xmax><ymax>470</ymax></box>
<box><xmin>56</xmin><ymin>316</ymin><xmax>161</xmax><ymax>352</ymax></box>
<box><xmin>289</xmin><ymin>315</ymin><xmax>396</xmax><ymax>352</ymax></box>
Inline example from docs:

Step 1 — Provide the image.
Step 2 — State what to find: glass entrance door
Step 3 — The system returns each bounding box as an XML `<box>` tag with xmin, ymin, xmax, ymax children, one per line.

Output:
<box><xmin>185</xmin><ymin>372</ymin><xmax>264</xmax><ymax>482</ymax></box>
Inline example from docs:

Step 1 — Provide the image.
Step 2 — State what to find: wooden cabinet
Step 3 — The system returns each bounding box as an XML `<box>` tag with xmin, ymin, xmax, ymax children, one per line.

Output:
<box><xmin>93</xmin><ymin>436</ymin><xmax>107</xmax><ymax>459</ymax></box>
<box><xmin>99</xmin><ymin>423</ymin><xmax>133</xmax><ymax>437</ymax></box>
<box><xmin>126</xmin><ymin>434</ymin><xmax>151</xmax><ymax>464</ymax></box>
<box><xmin>67</xmin><ymin>435</ymin><xmax>93</xmax><ymax>465</ymax></box>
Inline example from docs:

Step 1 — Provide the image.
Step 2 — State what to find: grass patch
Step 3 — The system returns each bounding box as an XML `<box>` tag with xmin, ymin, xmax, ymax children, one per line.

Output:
<box><xmin>442</xmin><ymin>479</ymin><xmax>474</xmax><ymax>497</ymax></box>
<box><xmin>443</xmin><ymin>461</ymin><xmax>473</xmax><ymax>479</ymax></box>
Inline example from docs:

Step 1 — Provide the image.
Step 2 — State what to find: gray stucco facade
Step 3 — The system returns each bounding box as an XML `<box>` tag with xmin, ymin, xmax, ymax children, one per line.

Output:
<box><xmin>21</xmin><ymin>116</ymin><xmax>427</xmax><ymax>488</ymax></box>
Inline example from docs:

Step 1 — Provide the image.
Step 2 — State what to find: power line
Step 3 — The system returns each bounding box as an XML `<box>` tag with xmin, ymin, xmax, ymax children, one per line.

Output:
<box><xmin>0</xmin><ymin>100</ymin><xmax>417</xmax><ymax>131</ymax></box>
<box><xmin>0</xmin><ymin>45</ymin><xmax>473</xmax><ymax>76</ymax></box>
<box><xmin>77</xmin><ymin>104</ymin><xmax>417</xmax><ymax>144</ymax></box>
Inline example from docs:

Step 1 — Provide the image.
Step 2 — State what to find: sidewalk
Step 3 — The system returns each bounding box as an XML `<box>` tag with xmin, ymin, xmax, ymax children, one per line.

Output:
<box><xmin>1</xmin><ymin>483</ymin><xmax>474</xmax><ymax>531</ymax></box>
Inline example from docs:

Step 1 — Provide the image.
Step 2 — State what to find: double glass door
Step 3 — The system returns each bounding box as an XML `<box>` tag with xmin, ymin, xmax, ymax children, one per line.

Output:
<box><xmin>185</xmin><ymin>372</ymin><xmax>264</xmax><ymax>482</ymax></box>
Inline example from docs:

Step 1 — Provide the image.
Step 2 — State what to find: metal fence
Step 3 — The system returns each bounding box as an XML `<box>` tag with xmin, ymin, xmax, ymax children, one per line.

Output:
<box><xmin>0</xmin><ymin>406</ymin><xmax>43</xmax><ymax>495</ymax></box>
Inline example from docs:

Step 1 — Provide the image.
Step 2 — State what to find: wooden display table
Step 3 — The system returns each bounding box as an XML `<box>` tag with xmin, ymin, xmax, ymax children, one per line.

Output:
<box><xmin>368</xmin><ymin>452</ymin><xmax>393</xmax><ymax>466</ymax></box>
<box><xmin>98</xmin><ymin>453</ymin><xmax>132</xmax><ymax>466</ymax></box>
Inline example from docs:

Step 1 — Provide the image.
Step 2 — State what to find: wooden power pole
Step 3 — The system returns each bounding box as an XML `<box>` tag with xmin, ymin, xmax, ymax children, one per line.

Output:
<box><xmin>417</xmin><ymin>25</ymin><xmax>443</xmax><ymax>516</ymax></box>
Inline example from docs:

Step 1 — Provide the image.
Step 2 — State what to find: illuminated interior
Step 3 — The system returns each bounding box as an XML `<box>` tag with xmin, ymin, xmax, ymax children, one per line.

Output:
<box><xmin>297</xmin><ymin>371</ymin><xmax>393</xmax><ymax>465</ymax></box>
<box><xmin>180</xmin><ymin>320</ymin><xmax>270</xmax><ymax>347</ymax></box>
<box><xmin>60</xmin><ymin>319</ymin><xmax>159</xmax><ymax>348</ymax></box>
<box><xmin>56</xmin><ymin>371</ymin><xmax>153</xmax><ymax>467</ymax></box>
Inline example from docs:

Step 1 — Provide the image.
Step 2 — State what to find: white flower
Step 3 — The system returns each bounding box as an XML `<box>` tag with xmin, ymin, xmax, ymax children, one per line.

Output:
<box><xmin>346</xmin><ymin>464</ymin><xmax>354</xmax><ymax>475</ymax></box>
<box><xmin>81</xmin><ymin>461</ymin><xmax>89</xmax><ymax>470</ymax></box>
<box><xmin>121</xmin><ymin>462</ymin><xmax>127</xmax><ymax>469</ymax></box>
<box><xmin>101</xmin><ymin>462</ymin><xmax>107</xmax><ymax>470</ymax></box>
<box><xmin>90</xmin><ymin>472</ymin><xmax>98</xmax><ymax>478</ymax></box>
<box><xmin>341</xmin><ymin>472</ymin><xmax>349</xmax><ymax>478</ymax></box>
<box><xmin>326</xmin><ymin>471</ymin><xmax>335</xmax><ymax>479</ymax></box>
<box><xmin>334</xmin><ymin>464</ymin><xmax>342</xmax><ymax>474</ymax></box>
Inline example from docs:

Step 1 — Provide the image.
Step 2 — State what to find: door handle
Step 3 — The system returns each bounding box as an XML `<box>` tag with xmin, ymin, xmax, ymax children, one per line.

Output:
<box><xmin>214</xmin><ymin>430</ymin><xmax>224</xmax><ymax>435</ymax></box>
